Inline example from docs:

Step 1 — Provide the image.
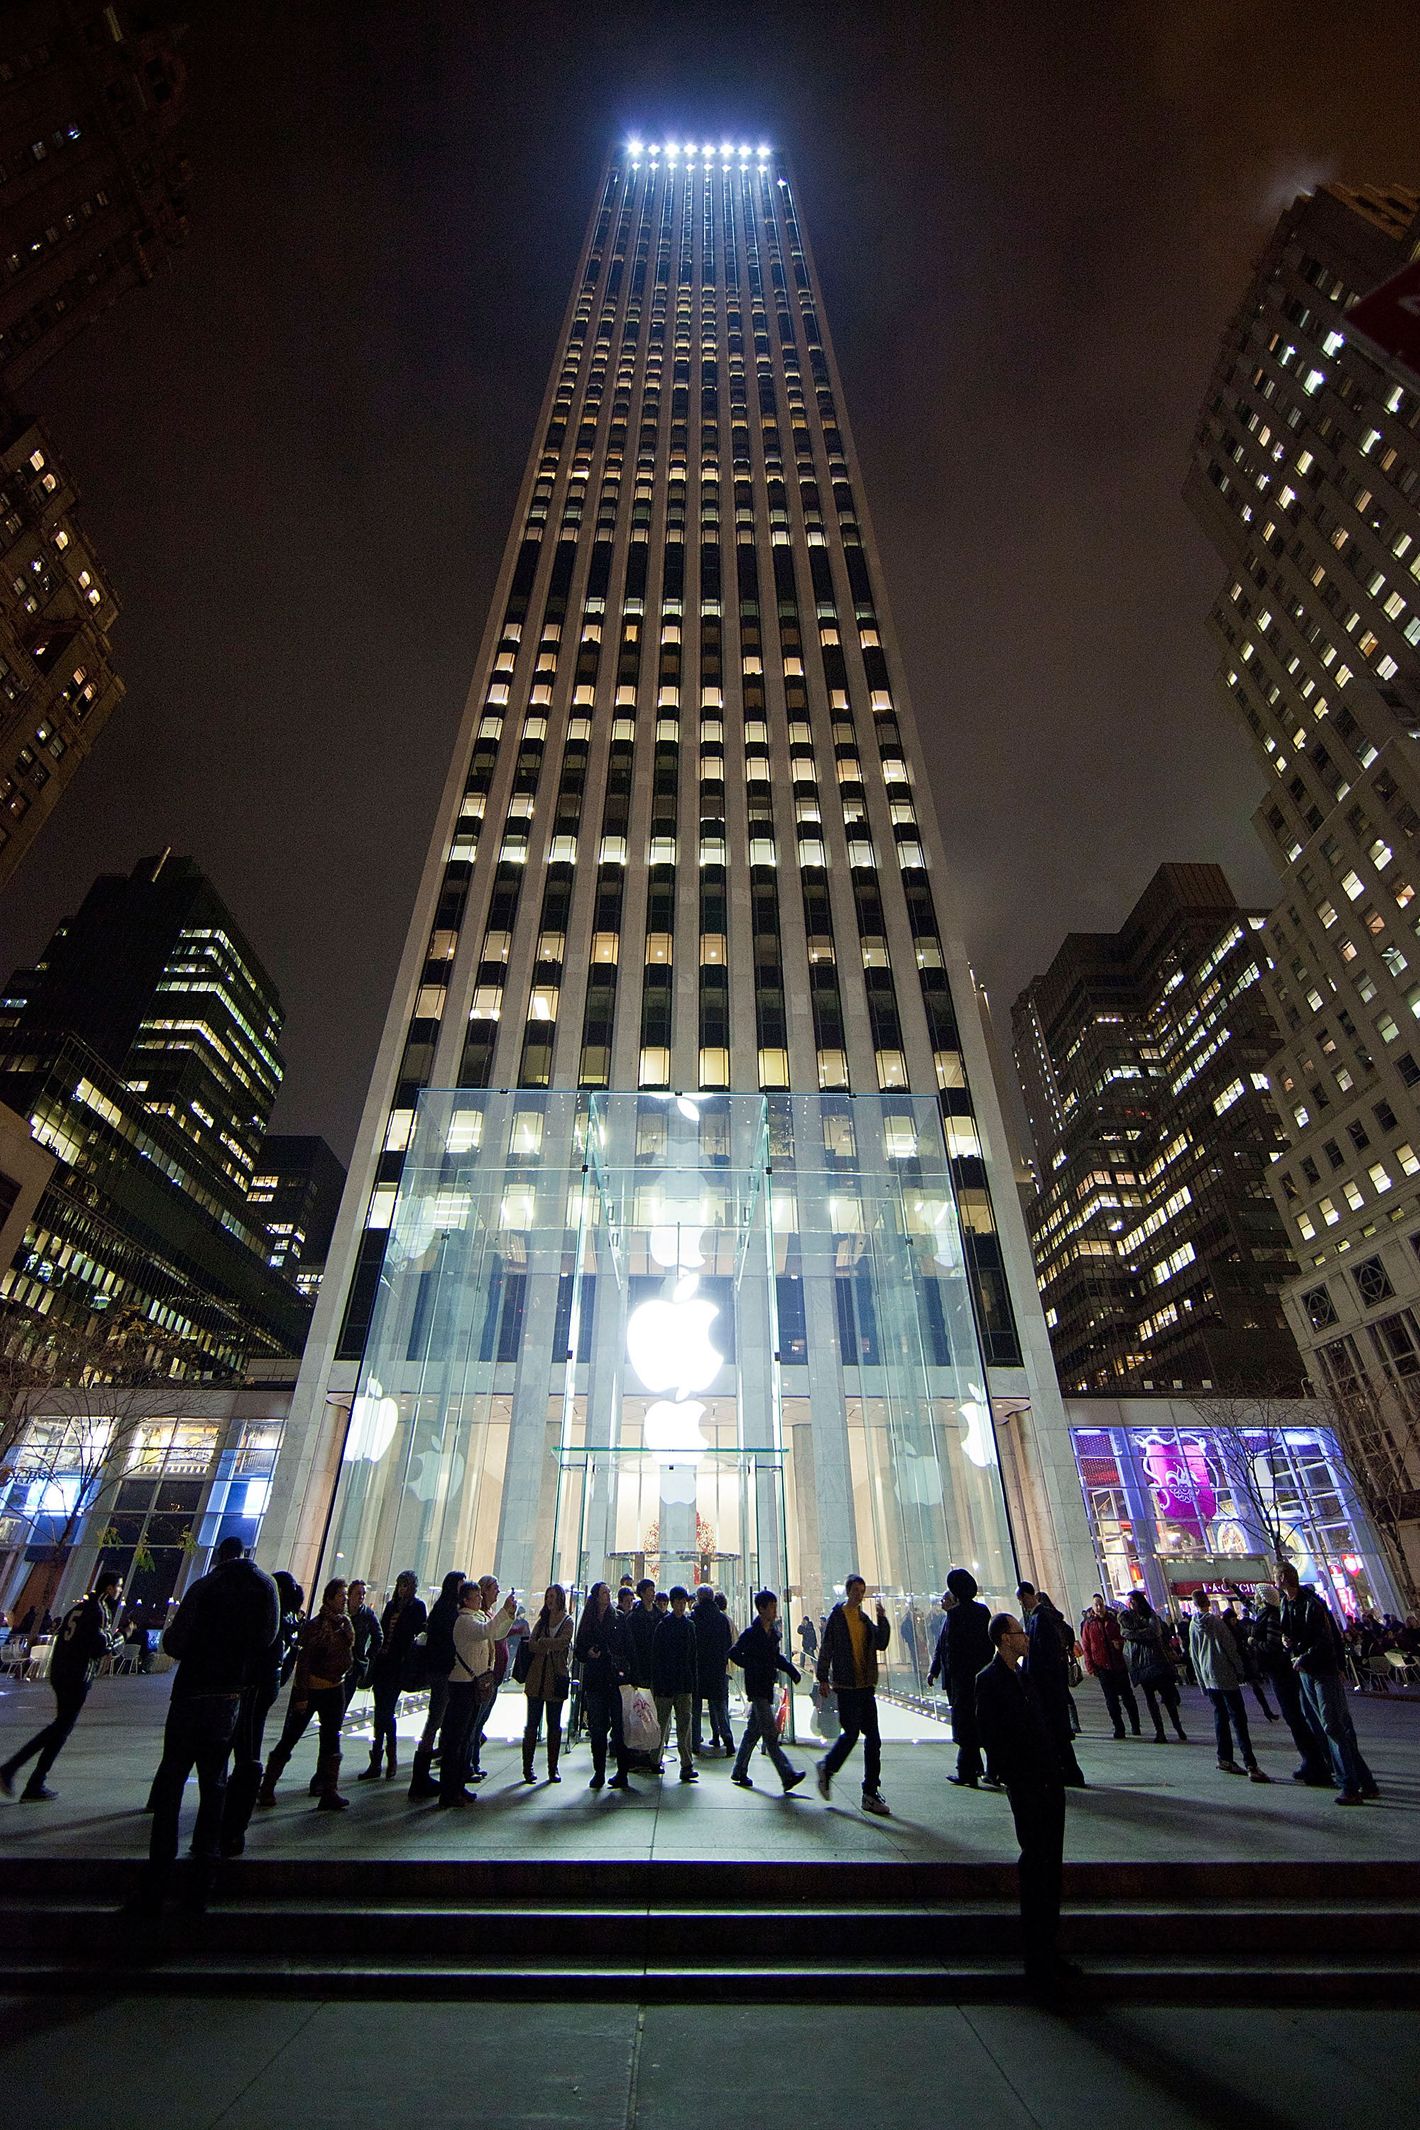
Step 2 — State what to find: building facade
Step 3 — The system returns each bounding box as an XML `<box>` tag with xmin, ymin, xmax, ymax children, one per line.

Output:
<box><xmin>249</xmin><ymin>1133</ymin><xmax>347</xmax><ymax>1300</ymax></box>
<box><xmin>1186</xmin><ymin>183</ymin><xmax>1420</xmax><ymax>1585</ymax></box>
<box><xmin>265</xmin><ymin>137</ymin><xmax>1095</xmax><ymax>1621</ymax></box>
<box><xmin>1013</xmin><ymin>864</ymin><xmax>1301</xmax><ymax>1396</ymax></box>
<box><xmin>0</xmin><ymin>853</ymin><xmax>310</xmax><ymax>1372</ymax></box>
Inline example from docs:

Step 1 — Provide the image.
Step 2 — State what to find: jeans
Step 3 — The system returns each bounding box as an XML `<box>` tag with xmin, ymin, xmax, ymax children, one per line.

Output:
<box><xmin>439</xmin><ymin>1679</ymin><xmax>481</xmax><ymax>1800</ymax></box>
<box><xmin>1007</xmin><ymin>1779</ymin><xmax>1066</xmax><ymax>1975</ymax></box>
<box><xmin>1266</xmin><ymin>1660</ymin><xmax>1330</xmax><ymax>1779</ymax></box>
<box><xmin>522</xmin><ymin>1694</ymin><xmax>565</xmax><ymax>1770</ymax></box>
<box><xmin>369</xmin><ymin>1674</ymin><xmax>403</xmax><ymax>1763</ymax></box>
<box><xmin>583</xmin><ymin>1682</ymin><xmax>628</xmax><ymax>1780</ymax></box>
<box><xmin>821</xmin><ymin>1686</ymin><xmax>882</xmax><ymax>1793</ymax></box>
<box><xmin>1299</xmin><ymin>1668</ymin><xmax>1377</xmax><ymax>1796</ymax></box>
<box><xmin>1205</xmin><ymin>1686</ymin><xmax>1256</xmax><ymax>1767</ymax></box>
<box><xmin>469</xmin><ymin>1678</ymin><xmax>500</xmax><ymax>1770</ymax></box>
<box><xmin>654</xmin><ymin>1690</ymin><xmax>695</xmax><ymax>1770</ymax></box>
<box><xmin>732</xmin><ymin>1695</ymin><xmax>797</xmax><ymax>1785</ymax></box>
<box><xmin>1139</xmin><ymin>1674</ymin><xmax>1183</xmax><ymax>1738</ymax></box>
<box><xmin>149</xmin><ymin>1692</ymin><xmax>241</xmax><ymax>1868</ymax></box>
<box><xmin>694</xmin><ymin>1681</ymin><xmax>735</xmax><ymax>1751</ymax></box>
<box><xmin>221</xmin><ymin>1678</ymin><xmax>279</xmax><ymax>1853</ymax></box>
<box><xmin>1</xmin><ymin>1677</ymin><xmax>88</xmax><ymax>1791</ymax></box>
<box><xmin>1098</xmin><ymin>1669</ymin><xmax>1141</xmax><ymax>1737</ymax></box>
<box><xmin>416</xmin><ymin>1672</ymin><xmax>450</xmax><ymax>1754</ymax></box>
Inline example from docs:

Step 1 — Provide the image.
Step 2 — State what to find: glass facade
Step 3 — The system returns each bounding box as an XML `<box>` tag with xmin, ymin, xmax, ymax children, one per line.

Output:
<box><xmin>1072</xmin><ymin>1418</ymin><xmax>1400</xmax><ymax>1616</ymax></box>
<box><xmin>326</xmin><ymin>1089</ymin><xmax>1017</xmax><ymax>1622</ymax></box>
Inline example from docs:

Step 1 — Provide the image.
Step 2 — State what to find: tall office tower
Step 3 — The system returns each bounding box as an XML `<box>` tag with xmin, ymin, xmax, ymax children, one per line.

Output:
<box><xmin>0</xmin><ymin>2</ymin><xmax>188</xmax><ymax>394</ymax></box>
<box><xmin>0</xmin><ymin>853</ymin><xmax>308</xmax><ymax>1371</ymax></box>
<box><xmin>249</xmin><ymin>1134</ymin><xmax>347</xmax><ymax>1301</ymax></box>
<box><xmin>1013</xmin><ymin>864</ymin><xmax>1301</xmax><ymax>1396</ymax></box>
<box><xmin>1187</xmin><ymin>182</ymin><xmax>1420</xmax><ymax>1580</ymax></box>
<box><xmin>0</xmin><ymin>413</ymin><xmax>121</xmax><ymax>887</ymax></box>
<box><xmin>268</xmin><ymin>138</ymin><xmax>1089</xmax><ymax>1620</ymax></box>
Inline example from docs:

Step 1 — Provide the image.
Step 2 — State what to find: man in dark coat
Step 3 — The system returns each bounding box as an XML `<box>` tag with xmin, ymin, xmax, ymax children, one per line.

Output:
<box><xmin>141</xmin><ymin>1536</ymin><xmax>279</xmax><ymax>1911</ymax></box>
<box><xmin>691</xmin><ymin>1585</ymin><xmax>735</xmax><ymax>1755</ymax></box>
<box><xmin>729</xmin><ymin>1590</ymin><xmax>804</xmax><ymax>1794</ymax></box>
<box><xmin>1</xmin><ymin>1566</ymin><xmax>122</xmax><ymax>1800</ymax></box>
<box><xmin>407</xmin><ymin>1569</ymin><xmax>467</xmax><ymax>1800</ymax></box>
<box><xmin>976</xmin><ymin>1610</ymin><xmax>1074</xmax><ymax>1991</ymax></box>
<box><xmin>929</xmin><ymin>1567</ymin><xmax>996</xmax><ymax>1788</ymax></box>
<box><xmin>623</xmin><ymin>1576</ymin><xmax>660</xmax><ymax>1689</ymax></box>
<box><xmin>649</xmin><ymin>1586</ymin><xmax>699</xmax><ymax>1781</ymax></box>
<box><xmin>1016</xmin><ymin>1580</ymin><xmax>1085</xmax><ymax>1785</ymax></box>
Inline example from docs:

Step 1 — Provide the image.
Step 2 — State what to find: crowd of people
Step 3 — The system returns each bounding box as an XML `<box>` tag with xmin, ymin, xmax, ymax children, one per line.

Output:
<box><xmin>0</xmin><ymin>1542</ymin><xmax>1401</xmax><ymax>1989</ymax></box>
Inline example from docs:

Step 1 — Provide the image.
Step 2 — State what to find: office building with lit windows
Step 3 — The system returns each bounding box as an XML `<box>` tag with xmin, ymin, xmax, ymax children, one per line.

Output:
<box><xmin>264</xmin><ymin>137</ymin><xmax>1094</xmax><ymax>1625</ymax></box>
<box><xmin>1013</xmin><ymin>864</ymin><xmax>1302</xmax><ymax>1397</ymax></box>
<box><xmin>1186</xmin><ymin>183</ymin><xmax>1420</xmax><ymax>1583</ymax></box>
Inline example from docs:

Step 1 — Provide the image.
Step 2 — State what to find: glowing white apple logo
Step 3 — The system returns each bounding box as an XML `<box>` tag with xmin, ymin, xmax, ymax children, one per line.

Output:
<box><xmin>626</xmin><ymin>1287</ymin><xmax>723</xmax><ymax>1400</ymax></box>
<box><xmin>410</xmin><ymin>1447</ymin><xmax>465</xmax><ymax>1503</ymax></box>
<box><xmin>346</xmin><ymin>1379</ymin><xmax>399</xmax><ymax>1463</ymax></box>
<box><xmin>643</xmin><ymin>1399</ymin><xmax>709</xmax><ymax>1505</ymax></box>
<box><xmin>896</xmin><ymin>1443</ymin><xmax>944</xmax><ymax>1506</ymax></box>
<box><xmin>959</xmin><ymin>1390</ymin><xmax>997</xmax><ymax>1470</ymax></box>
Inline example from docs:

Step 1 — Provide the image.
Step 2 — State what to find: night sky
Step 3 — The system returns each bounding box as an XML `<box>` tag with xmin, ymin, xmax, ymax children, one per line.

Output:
<box><xmin>4</xmin><ymin>0</ymin><xmax>1419</xmax><ymax>1161</ymax></box>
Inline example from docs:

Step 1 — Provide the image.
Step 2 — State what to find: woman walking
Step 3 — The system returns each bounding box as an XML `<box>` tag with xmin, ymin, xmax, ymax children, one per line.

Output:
<box><xmin>1120</xmin><ymin>1590</ymin><xmax>1187</xmax><ymax>1742</ymax></box>
<box><xmin>521</xmin><ymin>1584</ymin><xmax>573</xmax><ymax>1782</ymax></box>
<box><xmin>258</xmin><ymin>1578</ymin><xmax>355</xmax><ymax>1812</ymax></box>
<box><xmin>573</xmin><ymin>1580</ymin><xmax>631</xmax><ymax>1790</ymax></box>
<box><xmin>359</xmin><ymin>1570</ymin><xmax>426</xmax><ymax>1781</ymax></box>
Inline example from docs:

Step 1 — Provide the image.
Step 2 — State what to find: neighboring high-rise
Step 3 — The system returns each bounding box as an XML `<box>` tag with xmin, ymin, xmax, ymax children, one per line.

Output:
<box><xmin>249</xmin><ymin>1134</ymin><xmax>347</xmax><ymax>1301</ymax></box>
<box><xmin>265</xmin><ymin>137</ymin><xmax>1093</xmax><ymax>1618</ymax></box>
<box><xmin>1186</xmin><ymin>182</ymin><xmax>1420</xmax><ymax>1580</ymax></box>
<box><xmin>0</xmin><ymin>853</ymin><xmax>309</xmax><ymax>1373</ymax></box>
<box><xmin>1013</xmin><ymin>864</ymin><xmax>1301</xmax><ymax>1396</ymax></box>
<box><xmin>0</xmin><ymin>2</ymin><xmax>188</xmax><ymax>393</ymax></box>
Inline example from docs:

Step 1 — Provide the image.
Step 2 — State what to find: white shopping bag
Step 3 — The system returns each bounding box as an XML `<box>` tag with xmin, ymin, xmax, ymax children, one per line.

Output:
<box><xmin>620</xmin><ymin>1683</ymin><xmax>662</xmax><ymax>1753</ymax></box>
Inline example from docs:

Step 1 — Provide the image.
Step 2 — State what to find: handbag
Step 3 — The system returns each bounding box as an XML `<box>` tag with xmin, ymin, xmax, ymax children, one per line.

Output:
<box><xmin>620</xmin><ymin>1682</ymin><xmax>662</xmax><ymax>1753</ymax></box>
<box><xmin>512</xmin><ymin>1635</ymin><xmax>534</xmax><ymax>1685</ymax></box>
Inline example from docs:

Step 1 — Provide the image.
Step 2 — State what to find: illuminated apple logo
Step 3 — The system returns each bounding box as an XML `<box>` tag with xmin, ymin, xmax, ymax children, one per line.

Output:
<box><xmin>643</xmin><ymin>1399</ymin><xmax>708</xmax><ymax>1506</ymax></box>
<box><xmin>626</xmin><ymin>1292</ymin><xmax>723</xmax><ymax>1400</ymax></box>
<box><xmin>410</xmin><ymin>1447</ymin><xmax>465</xmax><ymax>1503</ymax></box>
<box><xmin>896</xmin><ymin>1443</ymin><xmax>944</xmax><ymax>1505</ymax></box>
<box><xmin>959</xmin><ymin>1393</ymin><xmax>997</xmax><ymax>1470</ymax></box>
<box><xmin>346</xmin><ymin>1379</ymin><xmax>398</xmax><ymax>1463</ymax></box>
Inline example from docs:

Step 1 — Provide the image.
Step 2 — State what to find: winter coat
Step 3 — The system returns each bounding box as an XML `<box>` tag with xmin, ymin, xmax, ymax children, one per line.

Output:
<box><xmin>1249</xmin><ymin>1602</ymin><xmax>1290</xmax><ymax>1676</ymax></box>
<box><xmin>293</xmin><ymin>1609</ymin><xmax>355</xmax><ymax>1695</ymax></box>
<box><xmin>346</xmin><ymin>1602</ymin><xmax>383</xmax><ymax>1684</ymax></box>
<box><xmin>524</xmin><ymin>1611</ymin><xmax>572</xmax><ymax>1702</ymax></box>
<box><xmin>816</xmin><ymin>1601</ymin><xmax>891</xmax><ymax>1691</ymax></box>
<box><xmin>975</xmin><ymin>1656</ymin><xmax>1063</xmax><ymax>1793</ymax></box>
<box><xmin>649</xmin><ymin>1611</ymin><xmax>699</xmax><ymax>1697</ymax></box>
<box><xmin>1188</xmin><ymin>1611</ymin><xmax>1245</xmax><ymax>1693</ymax></box>
<box><xmin>574</xmin><ymin>1603</ymin><xmax>625</xmax><ymax>1692</ymax></box>
<box><xmin>423</xmin><ymin>1587</ymin><xmax>463</xmax><ymax>1680</ymax></box>
<box><xmin>1080</xmin><ymin>1610</ymin><xmax>1128</xmax><ymax>1678</ymax></box>
<box><xmin>730</xmin><ymin>1616</ymin><xmax>799</xmax><ymax>1701</ymax></box>
<box><xmin>692</xmin><ymin>1599</ymin><xmax>733</xmax><ymax>1689</ymax></box>
<box><xmin>1120</xmin><ymin>1605</ymin><xmax>1174</xmax><ymax>1689</ymax></box>
<box><xmin>1281</xmin><ymin>1585</ymin><xmax>1346</xmax><ymax>1677</ymax></box>
<box><xmin>48</xmin><ymin>1591</ymin><xmax>121</xmax><ymax>1690</ymax></box>
<box><xmin>163</xmin><ymin>1558</ymin><xmax>281</xmax><ymax>1700</ymax></box>
<box><xmin>1022</xmin><ymin>1599</ymin><xmax>1070</xmax><ymax>1685</ymax></box>
<box><xmin>934</xmin><ymin>1599</ymin><xmax>993</xmax><ymax>1695</ymax></box>
<box><xmin>372</xmin><ymin>1593</ymin><xmax>427</xmax><ymax>1685</ymax></box>
<box><xmin>623</xmin><ymin>1601</ymin><xmax>659</xmax><ymax>1687</ymax></box>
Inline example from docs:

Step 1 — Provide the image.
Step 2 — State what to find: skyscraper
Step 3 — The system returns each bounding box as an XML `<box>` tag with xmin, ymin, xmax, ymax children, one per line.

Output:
<box><xmin>1187</xmin><ymin>182</ymin><xmax>1420</xmax><ymax>1580</ymax></box>
<box><xmin>267</xmin><ymin>139</ymin><xmax>1089</xmax><ymax>1618</ymax></box>
<box><xmin>1013</xmin><ymin>864</ymin><xmax>1301</xmax><ymax>1395</ymax></box>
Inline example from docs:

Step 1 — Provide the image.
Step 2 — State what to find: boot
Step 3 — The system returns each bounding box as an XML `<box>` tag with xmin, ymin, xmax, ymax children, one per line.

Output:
<box><xmin>315</xmin><ymin>1751</ymin><xmax>349</xmax><ymax>1812</ymax></box>
<box><xmin>384</xmin><ymin>1733</ymin><xmax>398</xmax><ymax>1778</ymax></box>
<box><xmin>407</xmin><ymin>1746</ymin><xmax>438</xmax><ymax>1801</ymax></box>
<box><xmin>547</xmin><ymin>1726</ymin><xmax>562</xmax><ymax>1784</ymax></box>
<box><xmin>308</xmin><ymin>1772</ymin><xmax>323</xmax><ymax>1796</ymax></box>
<box><xmin>357</xmin><ymin>1744</ymin><xmax>383</xmax><ymax>1782</ymax></box>
<box><xmin>521</xmin><ymin>1736</ymin><xmax>536</xmax><ymax>1784</ymax></box>
<box><xmin>257</xmin><ymin>1741</ymin><xmax>290</xmax><ymax>1808</ymax></box>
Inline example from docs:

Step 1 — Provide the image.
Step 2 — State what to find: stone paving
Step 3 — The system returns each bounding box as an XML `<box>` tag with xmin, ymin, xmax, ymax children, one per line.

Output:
<box><xmin>2</xmin><ymin>1668</ymin><xmax>1417</xmax><ymax>1869</ymax></box>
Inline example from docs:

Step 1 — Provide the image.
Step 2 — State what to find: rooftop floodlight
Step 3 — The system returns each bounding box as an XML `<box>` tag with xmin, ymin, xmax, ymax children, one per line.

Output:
<box><xmin>738</xmin><ymin>143</ymin><xmax>751</xmax><ymax>156</ymax></box>
<box><xmin>648</xmin><ymin>141</ymin><xmax>660</xmax><ymax>156</ymax></box>
<box><xmin>720</xmin><ymin>141</ymin><xmax>734</xmax><ymax>157</ymax></box>
<box><xmin>701</xmin><ymin>142</ymin><xmax>714</xmax><ymax>158</ymax></box>
<box><xmin>666</xmin><ymin>140</ymin><xmax>679</xmax><ymax>156</ymax></box>
<box><xmin>683</xmin><ymin>140</ymin><xmax>696</xmax><ymax>155</ymax></box>
<box><xmin>628</xmin><ymin>137</ymin><xmax>643</xmax><ymax>157</ymax></box>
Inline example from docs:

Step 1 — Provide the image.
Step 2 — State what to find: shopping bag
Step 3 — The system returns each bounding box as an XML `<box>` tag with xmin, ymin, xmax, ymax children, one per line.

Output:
<box><xmin>774</xmin><ymin>1685</ymin><xmax>789</xmax><ymax>1738</ymax></box>
<box><xmin>620</xmin><ymin>1683</ymin><xmax>662</xmax><ymax>1753</ymax></box>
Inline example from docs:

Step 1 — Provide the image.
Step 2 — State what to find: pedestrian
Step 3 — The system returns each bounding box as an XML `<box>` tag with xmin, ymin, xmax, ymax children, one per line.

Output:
<box><xmin>141</xmin><ymin>1537</ymin><xmax>279</xmax><ymax>1911</ymax></box>
<box><xmin>521</xmin><ymin>1584</ymin><xmax>573</xmax><ymax>1783</ymax></box>
<box><xmin>1188</xmin><ymin>1591</ymin><xmax>1270</xmax><ymax>1782</ymax></box>
<box><xmin>468</xmin><ymin>1574</ymin><xmax>515</xmax><ymax>1778</ymax></box>
<box><xmin>342</xmin><ymin>1579</ymin><xmax>383</xmax><ymax>1712</ymax></box>
<box><xmin>1250</xmin><ymin>1581</ymin><xmax>1330</xmax><ymax>1785</ymax></box>
<box><xmin>650</xmin><ymin>1585</ymin><xmax>699</xmax><ymax>1782</ymax></box>
<box><xmin>616</xmin><ymin>1584</ymin><xmax>636</xmax><ymax>1618</ymax></box>
<box><xmin>729</xmin><ymin>1589</ymin><xmax>806</xmax><ymax>1794</ymax></box>
<box><xmin>1277</xmin><ymin>1561</ymin><xmax>1380</xmax><ymax>1804</ymax></box>
<box><xmin>1</xmin><ymin>1565</ymin><xmax>123</xmax><ymax>1801</ymax></box>
<box><xmin>623</xmin><ymin>1576</ymin><xmax>659</xmax><ymax>1689</ymax></box>
<box><xmin>220</xmin><ymin>1568</ymin><xmax>303</xmax><ymax>1856</ymax></box>
<box><xmin>1221</xmin><ymin>1598</ymin><xmax>1278</xmax><ymax>1723</ymax></box>
<box><xmin>258</xmin><ymin>1578</ymin><xmax>356</xmax><ymax>1810</ymax></box>
<box><xmin>797</xmin><ymin>1612</ymin><xmax>818</xmax><ymax>1664</ymax></box>
<box><xmin>359</xmin><ymin>1569</ymin><xmax>425</xmax><ymax>1781</ymax></box>
<box><xmin>406</xmin><ymin>1569</ymin><xmax>467</xmax><ymax>1799</ymax></box>
<box><xmin>975</xmin><ymin>1611</ymin><xmax>1074</xmax><ymax>1994</ymax></box>
<box><xmin>1015</xmin><ymin>1582</ymin><xmax>1085</xmax><ymax>1785</ymax></box>
<box><xmin>1080</xmin><ymin>1593</ymin><xmax>1143</xmax><ymax>1740</ymax></box>
<box><xmin>574</xmin><ymin>1579</ymin><xmax>632</xmax><ymax>1791</ymax></box>
<box><xmin>899</xmin><ymin>1602</ymin><xmax>919</xmax><ymax>1685</ymax></box>
<box><xmin>1120</xmin><ymin>1591</ymin><xmax>1187</xmax><ymax>1742</ymax></box>
<box><xmin>691</xmin><ymin>1584</ymin><xmax>735</xmax><ymax>1756</ymax></box>
<box><xmin>928</xmin><ymin>1568</ymin><xmax>995</xmax><ymax>1788</ymax></box>
<box><xmin>439</xmin><ymin>1578</ymin><xmax>514</xmax><ymax>1807</ymax></box>
<box><xmin>814</xmin><ymin>1573</ymin><xmax>892</xmax><ymax>1816</ymax></box>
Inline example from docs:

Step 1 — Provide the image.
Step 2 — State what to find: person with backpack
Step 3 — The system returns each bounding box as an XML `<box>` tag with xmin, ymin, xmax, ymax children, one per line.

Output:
<box><xmin>0</xmin><ymin>1566</ymin><xmax>122</xmax><ymax>1800</ymax></box>
<box><xmin>728</xmin><ymin>1588</ymin><xmax>805</xmax><ymax>1794</ymax></box>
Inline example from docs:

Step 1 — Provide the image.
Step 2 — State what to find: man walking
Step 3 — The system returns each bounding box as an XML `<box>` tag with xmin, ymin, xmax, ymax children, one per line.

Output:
<box><xmin>976</xmin><ymin>1611</ymin><xmax>1073</xmax><ymax>1992</ymax></box>
<box><xmin>650</xmin><ymin>1585</ymin><xmax>699</xmax><ymax>1782</ymax></box>
<box><xmin>141</xmin><ymin>1536</ymin><xmax>279</xmax><ymax>1910</ymax></box>
<box><xmin>729</xmin><ymin>1590</ymin><xmax>805</xmax><ymax>1794</ymax></box>
<box><xmin>815</xmin><ymin>1574</ymin><xmax>892</xmax><ymax>1816</ymax></box>
<box><xmin>1016</xmin><ymin>1581</ymin><xmax>1084</xmax><ymax>1785</ymax></box>
<box><xmin>1278</xmin><ymin>1561</ymin><xmax>1379</xmax><ymax>1804</ymax></box>
<box><xmin>1</xmin><ymin>1566</ymin><xmax>123</xmax><ymax>1800</ymax></box>
<box><xmin>1188</xmin><ymin>1590</ymin><xmax>1270</xmax><ymax>1782</ymax></box>
<box><xmin>929</xmin><ymin>1567</ymin><xmax>995</xmax><ymax>1788</ymax></box>
<box><xmin>1080</xmin><ymin>1593</ymin><xmax>1142</xmax><ymax>1740</ymax></box>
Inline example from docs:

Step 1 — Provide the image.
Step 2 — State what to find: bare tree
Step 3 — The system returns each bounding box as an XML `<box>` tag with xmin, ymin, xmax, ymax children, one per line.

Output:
<box><xmin>1187</xmin><ymin>1383</ymin><xmax>1299</xmax><ymax>1567</ymax></box>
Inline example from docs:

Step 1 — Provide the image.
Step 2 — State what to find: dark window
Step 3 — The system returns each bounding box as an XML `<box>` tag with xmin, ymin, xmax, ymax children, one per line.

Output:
<box><xmin>1353</xmin><ymin>1255</ymin><xmax>1395</xmax><ymax>1308</ymax></box>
